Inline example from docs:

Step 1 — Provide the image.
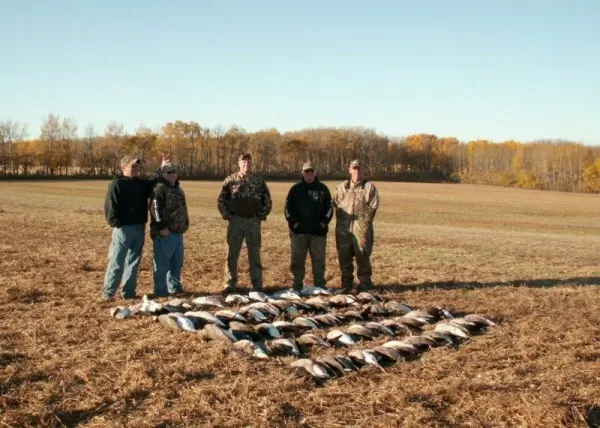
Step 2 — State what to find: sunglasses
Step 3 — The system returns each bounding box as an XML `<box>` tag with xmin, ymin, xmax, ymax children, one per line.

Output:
<box><xmin>165</xmin><ymin>170</ymin><xmax>177</xmax><ymax>174</ymax></box>
<box><xmin>303</xmin><ymin>169</ymin><xmax>315</xmax><ymax>173</ymax></box>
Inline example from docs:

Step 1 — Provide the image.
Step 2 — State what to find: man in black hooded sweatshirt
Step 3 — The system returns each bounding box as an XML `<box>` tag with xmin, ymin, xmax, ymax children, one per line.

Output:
<box><xmin>284</xmin><ymin>161</ymin><xmax>333</xmax><ymax>292</ymax></box>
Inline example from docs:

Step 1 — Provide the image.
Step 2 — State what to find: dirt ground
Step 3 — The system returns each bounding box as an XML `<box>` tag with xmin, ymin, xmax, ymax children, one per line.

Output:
<box><xmin>1</xmin><ymin>180</ymin><xmax>599</xmax><ymax>427</ymax></box>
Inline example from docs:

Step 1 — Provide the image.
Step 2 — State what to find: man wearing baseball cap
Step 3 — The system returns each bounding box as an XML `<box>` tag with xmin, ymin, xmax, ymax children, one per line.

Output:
<box><xmin>333</xmin><ymin>159</ymin><xmax>380</xmax><ymax>292</ymax></box>
<box><xmin>218</xmin><ymin>152</ymin><xmax>272</xmax><ymax>293</ymax></box>
<box><xmin>284</xmin><ymin>161</ymin><xmax>333</xmax><ymax>292</ymax></box>
<box><xmin>101</xmin><ymin>154</ymin><xmax>167</xmax><ymax>301</ymax></box>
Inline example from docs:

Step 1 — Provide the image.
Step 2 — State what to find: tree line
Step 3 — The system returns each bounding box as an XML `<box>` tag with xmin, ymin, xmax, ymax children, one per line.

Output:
<box><xmin>1</xmin><ymin>115</ymin><xmax>600</xmax><ymax>192</ymax></box>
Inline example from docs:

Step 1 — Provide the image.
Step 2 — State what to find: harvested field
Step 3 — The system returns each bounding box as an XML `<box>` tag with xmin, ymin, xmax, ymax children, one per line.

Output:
<box><xmin>1</xmin><ymin>180</ymin><xmax>600</xmax><ymax>427</ymax></box>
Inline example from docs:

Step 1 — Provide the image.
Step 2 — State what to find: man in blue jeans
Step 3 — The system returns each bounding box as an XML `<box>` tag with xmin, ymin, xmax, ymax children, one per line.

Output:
<box><xmin>102</xmin><ymin>155</ymin><xmax>167</xmax><ymax>301</ymax></box>
<box><xmin>149</xmin><ymin>162</ymin><xmax>190</xmax><ymax>297</ymax></box>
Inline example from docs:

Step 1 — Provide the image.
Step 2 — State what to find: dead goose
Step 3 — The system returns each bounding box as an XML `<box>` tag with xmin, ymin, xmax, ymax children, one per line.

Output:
<box><xmin>361</xmin><ymin>303</ymin><xmax>389</xmax><ymax>317</ymax></box>
<box><xmin>248</xmin><ymin>291</ymin><xmax>271</xmax><ymax>302</ymax></box>
<box><xmin>334</xmin><ymin>356</ymin><xmax>361</xmax><ymax>371</ymax></box>
<box><xmin>109</xmin><ymin>306</ymin><xmax>134</xmax><ymax>319</ymax></box>
<box><xmin>371</xmin><ymin>346</ymin><xmax>403</xmax><ymax>363</ymax></box>
<box><xmin>381</xmin><ymin>340</ymin><xmax>419</xmax><ymax>358</ymax></box>
<box><xmin>184</xmin><ymin>310</ymin><xmax>227</xmax><ymax>328</ymax></box>
<box><xmin>242</xmin><ymin>308</ymin><xmax>269</xmax><ymax>323</ymax></box>
<box><xmin>229</xmin><ymin>321</ymin><xmax>262</xmax><ymax>341</ymax></box>
<box><xmin>421</xmin><ymin>330</ymin><xmax>455</xmax><ymax>346</ymax></box>
<box><xmin>384</xmin><ymin>300</ymin><xmax>413</xmax><ymax>315</ymax></box>
<box><xmin>254</xmin><ymin>323</ymin><xmax>282</xmax><ymax>339</ymax></box>
<box><xmin>295</xmin><ymin>333</ymin><xmax>330</xmax><ymax>348</ymax></box>
<box><xmin>448</xmin><ymin>318</ymin><xmax>478</xmax><ymax>331</ymax></box>
<box><xmin>434</xmin><ymin>321</ymin><xmax>470</xmax><ymax>340</ymax></box>
<box><xmin>214</xmin><ymin>309</ymin><xmax>247</xmax><ymax>323</ymax></box>
<box><xmin>157</xmin><ymin>313</ymin><xmax>181</xmax><ymax>331</ymax></box>
<box><xmin>403</xmin><ymin>309</ymin><xmax>436</xmax><ymax>322</ymax></box>
<box><xmin>464</xmin><ymin>313</ymin><xmax>497</xmax><ymax>327</ymax></box>
<box><xmin>139</xmin><ymin>295</ymin><xmax>163</xmax><ymax>315</ymax></box>
<box><xmin>305</xmin><ymin>296</ymin><xmax>330</xmax><ymax>306</ymax></box>
<box><xmin>198</xmin><ymin>323</ymin><xmax>237</xmax><ymax>343</ymax></box>
<box><xmin>348</xmin><ymin>350</ymin><xmax>384</xmax><ymax>370</ymax></box>
<box><xmin>241</xmin><ymin>302</ymin><xmax>280</xmax><ymax>317</ymax></box>
<box><xmin>233</xmin><ymin>339</ymin><xmax>269</xmax><ymax>359</ymax></box>
<box><xmin>292</xmin><ymin>317</ymin><xmax>320</xmax><ymax>330</ymax></box>
<box><xmin>402</xmin><ymin>335</ymin><xmax>436</xmax><ymax>351</ymax></box>
<box><xmin>326</xmin><ymin>330</ymin><xmax>356</xmax><ymax>347</ymax></box>
<box><xmin>290</xmin><ymin>359</ymin><xmax>333</xmax><ymax>380</ymax></box>
<box><xmin>379</xmin><ymin>319</ymin><xmax>413</xmax><ymax>336</ymax></box>
<box><xmin>340</xmin><ymin>310</ymin><xmax>364</xmax><ymax>321</ymax></box>
<box><xmin>356</xmin><ymin>292</ymin><xmax>382</xmax><ymax>303</ymax></box>
<box><xmin>315</xmin><ymin>355</ymin><xmax>346</xmax><ymax>377</ymax></box>
<box><xmin>157</xmin><ymin>313</ymin><xmax>198</xmax><ymax>332</ymax></box>
<box><xmin>266</xmin><ymin>338</ymin><xmax>301</xmax><ymax>357</ymax></box>
<box><xmin>271</xmin><ymin>289</ymin><xmax>302</xmax><ymax>300</ymax></box>
<box><xmin>394</xmin><ymin>315</ymin><xmax>430</xmax><ymax>329</ymax></box>
<box><xmin>225</xmin><ymin>294</ymin><xmax>251</xmax><ymax>304</ymax></box>
<box><xmin>299</xmin><ymin>286</ymin><xmax>331</xmax><ymax>297</ymax></box>
<box><xmin>272</xmin><ymin>320</ymin><xmax>312</xmax><ymax>335</ymax></box>
<box><xmin>312</xmin><ymin>313</ymin><xmax>343</xmax><ymax>328</ymax></box>
<box><xmin>346</xmin><ymin>324</ymin><xmax>378</xmax><ymax>340</ymax></box>
<box><xmin>329</xmin><ymin>294</ymin><xmax>357</xmax><ymax>307</ymax></box>
<box><xmin>192</xmin><ymin>296</ymin><xmax>224</xmax><ymax>309</ymax></box>
<box><xmin>364</xmin><ymin>321</ymin><xmax>396</xmax><ymax>337</ymax></box>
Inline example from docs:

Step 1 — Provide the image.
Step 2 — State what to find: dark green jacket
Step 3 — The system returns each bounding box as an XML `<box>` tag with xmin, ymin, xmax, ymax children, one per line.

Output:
<box><xmin>149</xmin><ymin>177</ymin><xmax>190</xmax><ymax>239</ymax></box>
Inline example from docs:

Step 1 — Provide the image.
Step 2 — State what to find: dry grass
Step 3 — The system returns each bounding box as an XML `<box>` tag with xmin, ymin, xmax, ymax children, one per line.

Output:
<box><xmin>1</xmin><ymin>180</ymin><xmax>600</xmax><ymax>427</ymax></box>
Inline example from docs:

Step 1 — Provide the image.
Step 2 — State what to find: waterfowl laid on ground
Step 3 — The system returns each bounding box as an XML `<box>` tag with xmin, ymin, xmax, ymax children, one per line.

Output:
<box><xmin>184</xmin><ymin>310</ymin><xmax>227</xmax><ymax>329</ymax></box>
<box><xmin>248</xmin><ymin>291</ymin><xmax>271</xmax><ymax>302</ymax></box>
<box><xmin>214</xmin><ymin>309</ymin><xmax>247</xmax><ymax>323</ymax></box>
<box><xmin>266</xmin><ymin>338</ymin><xmax>300</xmax><ymax>356</ymax></box>
<box><xmin>364</xmin><ymin>321</ymin><xmax>395</xmax><ymax>337</ymax></box>
<box><xmin>464</xmin><ymin>314</ymin><xmax>496</xmax><ymax>327</ymax></box>
<box><xmin>346</xmin><ymin>324</ymin><xmax>378</xmax><ymax>340</ymax></box>
<box><xmin>384</xmin><ymin>300</ymin><xmax>413</xmax><ymax>315</ymax></box>
<box><xmin>326</xmin><ymin>330</ymin><xmax>356</xmax><ymax>347</ymax></box>
<box><xmin>192</xmin><ymin>296</ymin><xmax>224</xmax><ymax>309</ymax></box>
<box><xmin>233</xmin><ymin>339</ymin><xmax>269</xmax><ymax>359</ymax></box>
<box><xmin>225</xmin><ymin>294</ymin><xmax>251</xmax><ymax>304</ymax></box>
<box><xmin>290</xmin><ymin>358</ymin><xmax>333</xmax><ymax>380</ymax></box>
<box><xmin>109</xmin><ymin>306</ymin><xmax>134</xmax><ymax>319</ymax></box>
<box><xmin>433</xmin><ymin>321</ymin><xmax>470</xmax><ymax>340</ymax></box>
<box><xmin>198</xmin><ymin>323</ymin><xmax>237</xmax><ymax>343</ymax></box>
<box><xmin>254</xmin><ymin>323</ymin><xmax>282</xmax><ymax>339</ymax></box>
<box><xmin>299</xmin><ymin>286</ymin><xmax>332</xmax><ymax>297</ymax></box>
<box><xmin>356</xmin><ymin>292</ymin><xmax>382</xmax><ymax>303</ymax></box>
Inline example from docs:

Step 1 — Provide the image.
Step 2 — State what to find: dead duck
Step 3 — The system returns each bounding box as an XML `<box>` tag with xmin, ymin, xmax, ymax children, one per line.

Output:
<box><xmin>292</xmin><ymin>317</ymin><xmax>320</xmax><ymax>330</ymax></box>
<box><xmin>402</xmin><ymin>335</ymin><xmax>436</xmax><ymax>351</ymax></box>
<box><xmin>315</xmin><ymin>355</ymin><xmax>346</xmax><ymax>377</ymax></box>
<box><xmin>364</xmin><ymin>321</ymin><xmax>396</xmax><ymax>337</ymax></box>
<box><xmin>421</xmin><ymin>330</ymin><xmax>455</xmax><ymax>346</ymax></box>
<box><xmin>464</xmin><ymin>314</ymin><xmax>496</xmax><ymax>328</ymax></box>
<box><xmin>272</xmin><ymin>320</ymin><xmax>311</xmax><ymax>335</ymax></box>
<box><xmin>384</xmin><ymin>300</ymin><xmax>413</xmax><ymax>315</ymax></box>
<box><xmin>300</xmin><ymin>286</ymin><xmax>332</xmax><ymax>297</ymax></box>
<box><xmin>355</xmin><ymin>292</ymin><xmax>382</xmax><ymax>303</ymax></box>
<box><xmin>326</xmin><ymin>330</ymin><xmax>356</xmax><ymax>347</ymax></box>
<box><xmin>312</xmin><ymin>313</ymin><xmax>343</xmax><ymax>328</ymax></box>
<box><xmin>290</xmin><ymin>359</ymin><xmax>333</xmax><ymax>380</ymax></box>
<box><xmin>184</xmin><ymin>310</ymin><xmax>227</xmax><ymax>329</ymax></box>
<box><xmin>266</xmin><ymin>338</ymin><xmax>300</xmax><ymax>357</ymax></box>
<box><xmin>378</xmin><ymin>319</ymin><xmax>413</xmax><ymax>336</ymax></box>
<box><xmin>433</xmin><ymin>321</ymin><xmax>470</xmax><ymax>340</ymax></box>
<box><xmin>192</xmin><ymin>296</ymin><xmax>224</xmax><ymax>309</ymax></box>
<box><xmin>138</xmin><ymin>295</ymin><xmax>163</xmax><ymax>315</ymax></box>
<box><xmin>346</xmin><ymin>324</ymin><xmax>378</xmax><ymax>340</ymax></box>
<box><xmin>225</xmin><ymin>294</ymin><xmax>251</xmax><ymax>304</ymax></box>
<box><xmin>214</xmin><ymin>309</ymin><xmax>247</xmax><ymax>323</ymax></box>
<box><xmin>328</xmin><ymin>294</ymin><xmax>358</xmax><ymax>307</ymax></box>
<box><xmin>271</xmin><ymin>289</ymin><xmax>302</xmax><ymax>301</ymax></box>
<box><xmin>254</xmin><ymin>323</ymin><xmax>282</xmax><ymax>339</ymax></box>
<box><xmin>198</xmin><ymin>323</ymin><xmax>237</xmax><ymax>343</ymax></box>
<box><xmin>229</xmin><ymin>321</ymin><xmax>262</xmax><ymax>341</ymax></box>
<box><xmin>340</xmin><ymin>310</ymin><xmax>364</xmax><ymax>321</ymax></box>
<box><xmin>109</xmin><ymin>306</ymin><xmax>134</xmax><ymax>319</ymax></box>
<box><xmin>248</xmin><ymin>291</ymin><xmax>271</xmax><ymax>302</ymax></box>
<box><xmin>156</xmin><ymin>313</ymin><xmax>197</xmax><ymax>333</ymax></box>
<box><xmin>233</xmin><ymin>340</ymin><xmax>269</xmax><ymax>359</ymax></box>
<box><xmin>295</xmin><ymin>333</ymin><xmax>330</xmax><ymax>349</ymax></box>
<box><xmin>371</xmin><ymin>346</ymin><xmax>403</xmax><ymax>363</ymax></box>
<box><xmin>242</xmin><ymin>308</ymin><xmax>269</xmax><ymax>323</ymax></box>
<box><xmin>381</xmin><ymin>340</ymin><xmax>419</xmax><ymax>358</ymax></box>
<box><xmin>348</xmin><ymin>350</ymin><xmax>384</xmax><ymax>370</ymax></box>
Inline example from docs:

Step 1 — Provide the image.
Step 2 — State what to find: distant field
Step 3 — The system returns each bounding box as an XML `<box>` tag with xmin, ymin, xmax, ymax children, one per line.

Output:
<box><xmin>1</xmin><ymin>180</ymin><xmax>600</xmax><ymax>427</ymax></box>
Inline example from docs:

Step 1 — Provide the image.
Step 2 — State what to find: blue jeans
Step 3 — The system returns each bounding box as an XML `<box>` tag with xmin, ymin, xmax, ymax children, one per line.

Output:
<box><xmin>153</xmin><ymin>232</ymin><xmax>184</xmax><ymax>296</ymax></box>
<box><xmin>103</xmin><ymin>224</ymin><xmax>146</xmax><ymax>298</ymax></box>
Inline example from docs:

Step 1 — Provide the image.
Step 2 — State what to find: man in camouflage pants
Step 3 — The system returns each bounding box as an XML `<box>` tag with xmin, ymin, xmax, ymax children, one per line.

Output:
<box><xmin>218</xmin><ymin>153</ymin><xmax>272</xmax><ymax>293</ymax></box>
<box><xmin>149</xmin><ymin>162</ymin><xmax>190</xmax><ymax>297</ymax></box>
<box><xmin>284</xmin><ymin>161</ymin><xmax>333</xmax><ymax>291</ymax></box>
<box><xmin>333</xmin><ymin>159</ymin><xmax>380</xmax><ymax>292</ymax></box>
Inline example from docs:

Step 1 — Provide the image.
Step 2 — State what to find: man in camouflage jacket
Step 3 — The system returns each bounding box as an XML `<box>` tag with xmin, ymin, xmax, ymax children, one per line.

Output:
<box><xmin>333</xmin><ymin>159</ymin><xmax>380</xmax><ymax>292</ymax></box>
<box><xmin>149</xmin><ymin>162</ymin><xmax>190</xmax><ymax>297</ymax></box>
<box><xmin>218</xmin><ymin>153</ymin><xmax>272</xmax><ymax>293</ymax></box>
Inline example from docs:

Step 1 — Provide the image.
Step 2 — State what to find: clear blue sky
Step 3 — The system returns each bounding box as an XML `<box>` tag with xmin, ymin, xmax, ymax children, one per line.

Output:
<box><xmin>2</xmin><ymin>0</ymin><xmax>599</xmax><ymax>144</ymax></box>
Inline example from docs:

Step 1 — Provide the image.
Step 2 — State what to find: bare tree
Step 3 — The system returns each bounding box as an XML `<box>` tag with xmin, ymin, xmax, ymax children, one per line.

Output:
<box><xmin>0</xmin><ymin>119</ymin><xmax>27</xmax><ymax>175</ymax></box>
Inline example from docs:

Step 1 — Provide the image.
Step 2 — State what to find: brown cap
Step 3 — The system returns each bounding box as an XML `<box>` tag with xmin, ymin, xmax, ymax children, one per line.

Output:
<box><xmin>350</xmin><ymin>159</ymin><xmax>361</xmax><ymax>169</ymax></box>
<box><xmin>301</xmin><ymin>161</ymin><xmax>314</xmax><ymax>172</ymax></box>
<box><xmin>238</xmin><ymin>153</ymin><xmax>252</xmax><ymax>161</ymax></box>
<box><xmin>120</xmin><ymin>155</ymin><xmax>141</xmax><ymax>166</ymax></box>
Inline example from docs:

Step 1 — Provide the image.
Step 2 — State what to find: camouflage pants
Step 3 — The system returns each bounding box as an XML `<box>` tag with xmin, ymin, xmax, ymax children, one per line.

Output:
<box><xmin>289</xmin><ymin>232</ymin><xmax>327</xmax><ymax>290</ymax></box>
<box><xmin>335</xmin><ymin>223</ymin><xmax>374</xmax><ymax>288</ymax></box>
<box><xmin>225</xmin><ymin>216</ymin><xmax>263</xmax><ymax>289</ymax></box>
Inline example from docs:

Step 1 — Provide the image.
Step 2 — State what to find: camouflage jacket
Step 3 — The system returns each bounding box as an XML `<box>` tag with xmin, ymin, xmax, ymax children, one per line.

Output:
<box><xmin>333</xmin><ymin>179</ymin><xmax>380</xmax><ymax>227</ymax></box>
<box><xmin>218</xmin><ymin>172</ymin><xmax>272</xmax><ymax>220</ymax></box>
<box><xmin>150</xmin><ymin>178</ymin><xmax>190</xmax><ymax>238</ymax></box>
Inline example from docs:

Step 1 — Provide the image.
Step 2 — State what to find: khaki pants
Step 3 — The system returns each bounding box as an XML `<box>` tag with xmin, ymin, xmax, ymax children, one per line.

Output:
<box><xmin>290</xmin><ymin>232</ymin><xmax>327</xmax><ymax>290</ymax></box>
<box><xmin>335</xmin><ymin>223</ymin><xmax>374</xmax><ymax>288</ymax></box>
<box><xmin>225</xmin><ymin>216</ymin><xmax>262</xmax><ymax>289</ymax></box>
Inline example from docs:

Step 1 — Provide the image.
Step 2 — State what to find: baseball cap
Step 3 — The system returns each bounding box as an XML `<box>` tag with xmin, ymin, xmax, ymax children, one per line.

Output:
<box><xmin>161</xmin><ymin>162</ymin><xmax>177</xmax><ymax>173</ymax></box>
<box><xmin>302</xmin><ymin>161</ymin><xmax>314</xmax><ymax>172</ymax></box>
<box><xmin>350</xmin><ymin>159</ymin><xmax>361</xmax><ymax>169</ymax></box>
<box><xmin>120</xmin><ymin>155</ymin><xmax>141</xmax><ymax>166</ymax></box>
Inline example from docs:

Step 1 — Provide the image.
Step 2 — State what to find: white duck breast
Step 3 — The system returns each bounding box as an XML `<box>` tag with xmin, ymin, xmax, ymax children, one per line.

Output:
<box><xmin>192</xmin><ymin>296</ymin><xmax>224</xmax><ymax>308</ymax></box>
<box><xmin>225</xmin><ymin>294</ymin><xmax>251</xmax><ymax>304</ymax></box>
<box><xmin>184</xmin><ymin>311</ymin><xmax>227</xmax><ymax>328</ymax></box>
<box><xmin>326</xmin><ymin>330</ymin><xmax>356</xmax><ymax>346</ymax></box>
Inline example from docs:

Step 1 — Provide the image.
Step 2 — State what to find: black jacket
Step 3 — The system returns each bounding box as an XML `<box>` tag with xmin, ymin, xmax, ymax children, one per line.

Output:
<box><xmin>284</xmin><ymin>178</ymin><xmax>333</xmax><ymax>236</ymax></box>
<box><xmin>104</xmin><ymin>175</ymin><xmax>155</xmax><ymax>227</ymax></box>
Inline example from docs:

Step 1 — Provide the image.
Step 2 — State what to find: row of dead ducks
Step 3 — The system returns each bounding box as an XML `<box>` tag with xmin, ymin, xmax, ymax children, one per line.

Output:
<box><xmin>110</xmin><ymin>290</ymin><xmax>445</xmax><ymax>323</ymax></box>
